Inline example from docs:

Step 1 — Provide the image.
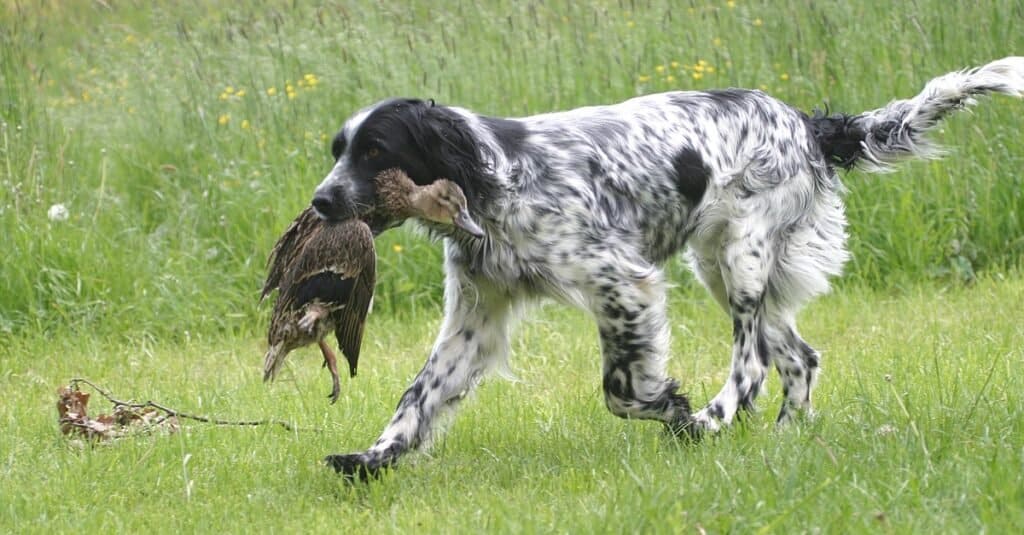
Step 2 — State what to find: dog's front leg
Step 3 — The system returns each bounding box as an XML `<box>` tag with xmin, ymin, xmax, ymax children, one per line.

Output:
<box><xmin>325</xmin><ymin>262</ymin><xmax>515</xmax><ymax>480</ymax></box>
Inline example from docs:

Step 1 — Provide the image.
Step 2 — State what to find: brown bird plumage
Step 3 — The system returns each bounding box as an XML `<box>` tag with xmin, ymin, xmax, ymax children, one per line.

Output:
<box><xmin>261</xmin><ymin>169</ymin><xmax>483</xmax><ymax>403</ymax></box>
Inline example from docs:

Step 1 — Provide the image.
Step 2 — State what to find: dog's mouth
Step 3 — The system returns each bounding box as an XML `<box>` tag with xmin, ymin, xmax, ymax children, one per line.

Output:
<box><xmin>360</xmin><ymin>210</ymin><xmax>403</xmax><ymax>236</ymax></box>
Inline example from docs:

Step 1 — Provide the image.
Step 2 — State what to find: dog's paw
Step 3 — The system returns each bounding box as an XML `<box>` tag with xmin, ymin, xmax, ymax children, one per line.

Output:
<box><xmin>324</xmin><ymin>452</ymin><xmax>391</xmax><ymax>481</ymax></box>
<box><xmin>665</xmin><ymin>411</ymin><xmax>704</xmax><ymax>442</ymax></box>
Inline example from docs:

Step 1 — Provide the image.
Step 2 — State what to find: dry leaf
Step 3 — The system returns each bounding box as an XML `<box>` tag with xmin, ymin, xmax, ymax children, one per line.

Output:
<box><xmin>57</xmin><ymin>385</ymin><xmax>179</xmax><ymax>441</ymax></box>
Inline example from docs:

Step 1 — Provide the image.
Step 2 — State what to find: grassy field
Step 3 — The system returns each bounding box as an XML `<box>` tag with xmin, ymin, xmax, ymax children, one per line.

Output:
<box><xmin>2</xmin><ymin>0</ymin><xmax>1024</xmax><ymax>532</ymax></box>
<box><xmin>3</xmin><ymin>277</ymin><xmax>1023</xmax><ymax>532</ymax></box>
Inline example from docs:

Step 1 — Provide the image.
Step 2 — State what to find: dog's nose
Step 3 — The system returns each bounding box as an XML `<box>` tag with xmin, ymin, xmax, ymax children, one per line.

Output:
<box><xmin>311</xmin><ymin>194</ymin><xmax>336</xmax><ymax>219</ymax></box>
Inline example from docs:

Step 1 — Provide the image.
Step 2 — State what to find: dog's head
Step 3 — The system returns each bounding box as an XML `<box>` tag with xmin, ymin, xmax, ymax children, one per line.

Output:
<box><xmin>312</xmin><ymin>98</ymin><xmax>488</xmax><ymax>228</ymax></box>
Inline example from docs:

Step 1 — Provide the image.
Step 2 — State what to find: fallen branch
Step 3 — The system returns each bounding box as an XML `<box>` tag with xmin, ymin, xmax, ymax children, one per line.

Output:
<box><xmin>60</xmin><ymin>378</ymin><xmax>318</xmax><ymax>438</ymax></box>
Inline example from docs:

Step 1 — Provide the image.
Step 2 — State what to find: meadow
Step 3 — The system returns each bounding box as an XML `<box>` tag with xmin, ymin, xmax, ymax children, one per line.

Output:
<box><xmin>2</xmin><ymin>0</ymin><xmax>1023</xmax><ymax>532</ymax></box>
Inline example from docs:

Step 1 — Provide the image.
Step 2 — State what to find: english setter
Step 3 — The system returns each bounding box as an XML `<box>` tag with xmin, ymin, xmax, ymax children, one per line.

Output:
<box><xmin>310</xmin><ymin>58</ymin><xmax>1024</xmax><ymax>479</ymax></box>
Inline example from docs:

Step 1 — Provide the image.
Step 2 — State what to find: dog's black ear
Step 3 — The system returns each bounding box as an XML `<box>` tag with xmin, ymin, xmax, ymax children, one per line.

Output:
<box><xmin>402</xmin><ymin>103</ymin><xmax>497</xmax><ymax>208</ymax></box>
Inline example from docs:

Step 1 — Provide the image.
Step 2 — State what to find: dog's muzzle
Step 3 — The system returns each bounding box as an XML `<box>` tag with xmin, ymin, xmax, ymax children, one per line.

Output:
<box><xmin>311</xmin><ymin>185</ymin><xmax>350</xmax><ymax>220</ymax></box>
<box><xmin>311</xmin><ymin>167</ymin><xmax>376</xmax><ymax>221</ymax></box>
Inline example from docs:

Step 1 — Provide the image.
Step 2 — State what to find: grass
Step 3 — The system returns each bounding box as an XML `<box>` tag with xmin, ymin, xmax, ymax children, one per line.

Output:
<box><xmin>2</xmin><ymin>0</ymin><xmax>1024</xmax><ymax>532</ymax></box>
<box><xmin>1</xmin><ymin>0</ymin><xmax>1023</xmax><ymax>337</ymax></box>
<box><xmin>3</xmin><ymin>276</ymin><xmax>1023</xmax><ymax>532</ymax></box>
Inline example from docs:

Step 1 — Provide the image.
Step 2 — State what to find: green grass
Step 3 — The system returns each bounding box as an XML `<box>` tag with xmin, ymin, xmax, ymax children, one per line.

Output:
<box><xmin>2</xmin><ymin>0</ymin><xmax>1024</xmax><ymax>532</ymax></box>
<box><xmin>3</xmin><ymin>276</ymin><xmax>1023</xmax><ymax>532</ymax></box>
<box><xmin>1</xmin><ymin>0</ymin><xmax>1023</xmax><ymax>337</ymax></box>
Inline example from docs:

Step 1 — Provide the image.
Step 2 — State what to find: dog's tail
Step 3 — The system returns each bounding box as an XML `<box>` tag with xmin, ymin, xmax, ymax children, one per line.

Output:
<box><xmin>810</xmin><ymin>57</ymin><xmax>1024</xmax><ymax>172</ymax></box>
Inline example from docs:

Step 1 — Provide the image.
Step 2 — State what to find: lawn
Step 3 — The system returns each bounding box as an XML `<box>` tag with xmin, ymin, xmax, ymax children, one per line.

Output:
<box><xmin>3</xmin><ymin>277</ymin><xmax>1024</xmax><ymax>532</ymax></box>
<box><xmin>2</xmin><ymin>0</ymin><xmax>1023</xmax><ymax>533</ymax></box>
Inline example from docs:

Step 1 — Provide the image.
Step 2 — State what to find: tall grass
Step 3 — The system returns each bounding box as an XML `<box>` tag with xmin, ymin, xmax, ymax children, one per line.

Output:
<box><xmin>1</xmin><ymin>0</ymin><xmax>1023</xmax><ymax>338</ymax></box>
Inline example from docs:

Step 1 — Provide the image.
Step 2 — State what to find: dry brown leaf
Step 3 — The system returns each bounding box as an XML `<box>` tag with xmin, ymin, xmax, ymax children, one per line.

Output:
<box><xmin>57</xmin><ymin>385</ymin><xmax>179</xmax><ymax>441</ymax></box>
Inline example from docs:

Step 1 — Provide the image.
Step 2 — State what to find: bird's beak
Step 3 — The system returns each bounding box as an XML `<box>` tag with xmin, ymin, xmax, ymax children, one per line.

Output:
<box><xmin>453</xmin><ymin>209</ymin><xmax>485</xmax><ymax>238</ymax></box>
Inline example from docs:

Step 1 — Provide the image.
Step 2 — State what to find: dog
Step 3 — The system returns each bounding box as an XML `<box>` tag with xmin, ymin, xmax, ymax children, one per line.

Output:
<box><xmin>310</xmin><ymin>57</ymin><xmax>1024</xmax><ymax>479</ymax></box>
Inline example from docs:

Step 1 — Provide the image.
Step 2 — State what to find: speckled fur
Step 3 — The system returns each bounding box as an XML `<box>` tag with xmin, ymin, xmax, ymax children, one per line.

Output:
<box><xmin>311</xmin><ymin>58</ymin><xmax>1024</xmax><ymax>479</ymax></box>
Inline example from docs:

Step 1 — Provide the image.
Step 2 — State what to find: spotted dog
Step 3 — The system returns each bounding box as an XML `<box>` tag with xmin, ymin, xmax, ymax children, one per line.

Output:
<box><xmin>310</xmin><ymin>58</ymin><xmax>1024</xmax><ymax>479</ymax></box>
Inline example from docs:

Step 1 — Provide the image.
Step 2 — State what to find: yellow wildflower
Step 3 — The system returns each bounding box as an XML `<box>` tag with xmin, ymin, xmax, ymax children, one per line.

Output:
<box><xmin>218</xmin><ymin>114</ymin><xmax>230</xmax><ymax>126</ymax></box>
<box><xmin>727</xmin><ymin>0</ymin><xmax>736</xmax><ymax>8</ymax></box>
<box><xmin>655</xmin><ymin>64</ymin><xmax>666</xmax><ymax>74</ymax></box>
<box><xmin>392</xmin><ymin>244</ymin><xmax>403</xmax><ymax>253</ymax></box>
<box><xmin>638</xmin><ymin>75</ymin><xmax>651</xmax><ymax>83</ymax></box>
<box><xmin>670</xmin><ymin>61</ymin><xmax>680</xmax><ymax>69</ymax></box>
<box><xmin>235</xmin><ymin>89</ymin><xmax>246</xmax><ymax>97</ymax></box>
<box><xmin>692</xmin><ymin>72</ymin><xmax>704</xmax><ymax>80</ymax></box>
<box><xmin>266</xmin><ymin>87</ymin><xmax>278</xmax><ymax>96</ymax></box>
<box><xmin>241</xmin><ymin>119</ymin><xmax>251</xmax><ymax>130</ymax></box>
<box><xmin>713</xmin><ymin>37</ymin><xmax>723</xmax><ymax>47</ymax></box>
<box><xmin>780</xmin><ymin>73</ymin><xmax>790</xmax><ymax>81</ymax></box>
<box><xmin>224</xmin><ymin>86</ymin><xmax>235</xmax><ymax>94</ymax></box>
<box><xmin>666</xmin><ymin>75</ymin><xmax>676</xmax><ymax>83</ymax></box>
<box><xmin>753</xmin><ymin>18</ymin><xmax>763</xmax><ymax>27</ymax></box>
<box><xmin>626</xmin><ymin>20</ymin><xmax>635</xmax><ymax>28</ymax></box>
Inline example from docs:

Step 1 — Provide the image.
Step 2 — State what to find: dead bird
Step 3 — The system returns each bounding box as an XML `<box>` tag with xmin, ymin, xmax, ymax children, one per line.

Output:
<box><xmin>261</xmin><ymin>169</ymin><xmax>483</xmax><ymax>403</ymax></box>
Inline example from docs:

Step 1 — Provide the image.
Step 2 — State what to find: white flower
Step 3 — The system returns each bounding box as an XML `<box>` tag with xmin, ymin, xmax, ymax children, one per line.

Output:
<box><xmin>47</xmin><ymin>203</ymin><xmax>69</xmax><ymax>222</ymax></box>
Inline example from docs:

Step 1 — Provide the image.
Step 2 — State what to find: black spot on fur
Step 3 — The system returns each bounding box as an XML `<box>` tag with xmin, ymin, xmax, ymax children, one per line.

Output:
<box><xmin>756</xmin><ymin>330</ymin><xmax>770</xmax><ymax>367</ymax></box>
<box><xmin>480</xmin><ymin>115</ymin><xmax>528</xmax><ymax>156</ymax></box>
<box><xmin>330</xmin><ymin>131</ymin><xmax>347</xmax><ymax>160</ymax></box>
<box><xmin>806</xmin><ymin>108</ymin><xmax>874</xmax><ymax>170</ymax></box>
<box><xmin>704</xmin><ymin>88</ymin><xmax>753</xmax><ymax>106</ymax></box>
<box><xmin>671</xmin><ymin>147</ymin><xmax>710</xmax><ymax>204</ymax></box>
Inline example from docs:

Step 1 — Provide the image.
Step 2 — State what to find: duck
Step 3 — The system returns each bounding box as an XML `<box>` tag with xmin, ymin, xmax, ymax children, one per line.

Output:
<box><xmin>261</xmin><ymin>168</ymin><xmax>483</xmax><ymax>403</ymax></box>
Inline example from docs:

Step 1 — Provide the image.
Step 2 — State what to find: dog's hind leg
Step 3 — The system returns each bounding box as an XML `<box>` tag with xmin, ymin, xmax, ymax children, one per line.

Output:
<box><xmin>325</xmin><ymin>264</ymin><xmax>516</xmax><ymax>480</ymax></box>
<box><xmin>691</xmin><ymin>222</ymin><xmax>776</xmax><ymax>433</ymax></box>
<box><xmin>762</xmin><ymin>315</ymin><xmax>820</xmax><ymax>424</ymax></box>
<box><xmin>587</xmin><ymin>257</ymin><xmax>695</xmax><ymax>436</ymax></box>
<box><xmin>763</xmin><ymin>202</ymin><xmax>847</xmax><ymax>424</ymax></box>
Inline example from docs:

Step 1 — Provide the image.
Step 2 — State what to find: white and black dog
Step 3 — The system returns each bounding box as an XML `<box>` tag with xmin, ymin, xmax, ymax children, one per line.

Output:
<box><xmin>311</xmin><ymin>58</ymin><xmax>1024</xmax><ymax>479</ymax></box>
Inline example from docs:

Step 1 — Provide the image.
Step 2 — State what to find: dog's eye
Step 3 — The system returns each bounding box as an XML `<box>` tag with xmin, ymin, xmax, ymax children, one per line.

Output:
<box><xmin>364</xmin><ymin>147</ymin><xmax>380</xmax><ymax>160</ymax></box>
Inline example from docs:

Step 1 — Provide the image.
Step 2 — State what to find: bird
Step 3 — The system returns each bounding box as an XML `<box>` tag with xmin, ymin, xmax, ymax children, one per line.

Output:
<box><xmin>261</xmin><ymin>168</ymin><xmax>483</xmax><ymax>403</ymax></box>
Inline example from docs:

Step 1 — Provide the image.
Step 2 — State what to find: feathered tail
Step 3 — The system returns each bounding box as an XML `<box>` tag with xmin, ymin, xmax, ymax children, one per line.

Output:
<box><xmin>811</xmin><ymin>57</ymin><xmax>1024</xmax><ymax>172</ymax></box>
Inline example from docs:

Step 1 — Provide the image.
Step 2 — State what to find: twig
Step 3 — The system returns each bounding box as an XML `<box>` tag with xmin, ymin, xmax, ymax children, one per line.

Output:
<box><xmin>68</xmin><ymin>377</ymin><xmax>319</xmax><ymax>433</ymax></box>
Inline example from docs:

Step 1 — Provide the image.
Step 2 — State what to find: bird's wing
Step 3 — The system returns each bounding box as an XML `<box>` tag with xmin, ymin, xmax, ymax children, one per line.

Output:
<box><xmin>281</xmin><ymin>219</ymin><xmax>371</xmax><ymax>290</ymax></box>
<box><xmin>261</xmin><ymin>207</ymin><xmax>321</xmax><ymax>301</ymax></box>
<box><xmin>333</xmin><ymin>237</ymin><xmax>375</xmax><ymax>376</ymax></box>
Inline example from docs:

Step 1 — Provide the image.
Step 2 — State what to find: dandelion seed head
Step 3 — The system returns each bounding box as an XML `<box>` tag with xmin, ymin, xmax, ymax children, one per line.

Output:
<box><xmin>48</xmin><ymin>203</ymin><xmax>69</xmax><ymax>222</ymax></box>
